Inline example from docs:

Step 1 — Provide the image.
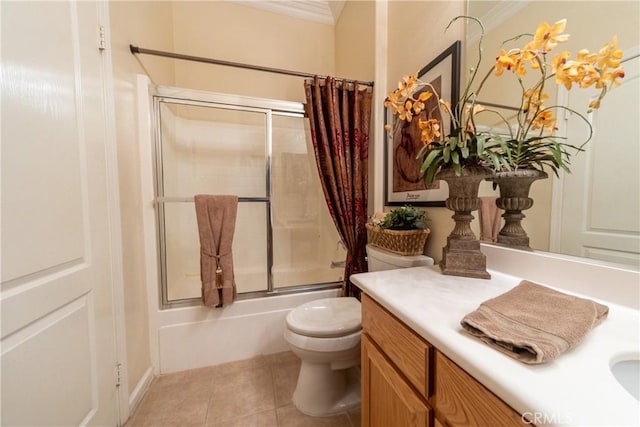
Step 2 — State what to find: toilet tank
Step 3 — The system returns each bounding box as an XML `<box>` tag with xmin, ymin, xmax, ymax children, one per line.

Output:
<box><xmin>366</xmin><ymin>244</ymin><xmax>434</xmax><ymax>272</ymax></box>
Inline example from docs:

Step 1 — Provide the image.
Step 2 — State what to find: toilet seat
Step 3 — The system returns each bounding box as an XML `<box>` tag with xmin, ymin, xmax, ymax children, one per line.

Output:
<box><xmin>286</xmin><ymin>297</ymin><xmax>361</xmax><ymax>338</ymax></box>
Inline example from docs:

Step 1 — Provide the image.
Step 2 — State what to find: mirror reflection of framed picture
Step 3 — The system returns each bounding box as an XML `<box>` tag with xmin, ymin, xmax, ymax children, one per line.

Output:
<box><xmin>385</xmin><ymin>41</ymin><xmax>461</xmax><ymax>207</ymax></box>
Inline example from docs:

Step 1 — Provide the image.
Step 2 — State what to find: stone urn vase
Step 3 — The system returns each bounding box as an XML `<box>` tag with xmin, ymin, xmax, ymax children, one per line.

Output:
<box><xmin>436</xmin><ymin>165</ymin><xmax>493</xmax><ymax>279</ymax></box>
<box><xmin>488</xmin><ymin>169</ymin><xmax>549</xmax><ymax>249</ymax></box>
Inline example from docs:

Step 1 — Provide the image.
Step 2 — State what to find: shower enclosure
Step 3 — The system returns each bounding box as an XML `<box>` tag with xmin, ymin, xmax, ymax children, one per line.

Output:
<box><xmin>152</xmin><ymin>87</ymin><xmax>345</xmax><ymax>306</ymax></box>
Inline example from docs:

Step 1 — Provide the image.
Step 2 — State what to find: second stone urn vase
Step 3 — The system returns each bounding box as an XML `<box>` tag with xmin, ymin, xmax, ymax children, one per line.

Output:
<box><xmin>489</xmin><ymin>169</ymin><xmax>549</xmax><ymax>249</ymax></box>
<box><xmin>436</xmin><ymin>165</ymin><xmax>493</xmax><ymax>279</ymax></box>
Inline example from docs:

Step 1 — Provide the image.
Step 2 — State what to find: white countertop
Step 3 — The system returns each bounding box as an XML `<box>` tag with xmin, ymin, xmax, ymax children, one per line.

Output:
<box><xmin>351</xmin><ymin>265</ymin><xmax>640</xmax><ymax>426</ymax></box>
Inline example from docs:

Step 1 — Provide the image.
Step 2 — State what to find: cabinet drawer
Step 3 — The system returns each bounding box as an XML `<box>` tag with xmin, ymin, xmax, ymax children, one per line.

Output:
<box><xmin>435</xmin><ymin>351</ymin><xmax>528</xmax><ymax>426</ymax></box>
<box><xmin>362</xmin><ymin>294</ymin><xmax>431</xmax><ymax>399</ymax></box>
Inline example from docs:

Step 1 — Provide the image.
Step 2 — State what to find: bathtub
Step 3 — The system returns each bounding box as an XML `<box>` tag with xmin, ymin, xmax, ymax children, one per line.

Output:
<box><xmin>155</xmin><ymin>288</ymin><xmax>340</xmax><ymax>374</ymax></box>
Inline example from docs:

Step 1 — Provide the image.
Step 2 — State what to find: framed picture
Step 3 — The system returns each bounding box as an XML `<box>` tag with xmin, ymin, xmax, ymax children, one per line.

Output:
<box><xmin>385</xmin><ymin>40</ymin><xmax>461</xmax><ymax>207</ymax></box>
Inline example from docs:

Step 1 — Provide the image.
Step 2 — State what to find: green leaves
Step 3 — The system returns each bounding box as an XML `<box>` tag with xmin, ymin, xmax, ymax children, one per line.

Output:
<box><xmin>416</xmin><ymin>128</ymin><xmax>487</xmax><ymax>186</ymax></box>
<box><xmin>480</xmin><ymin>132</ymin><xmax>585</xmax><ymax>175</ymax></box>
<box><xmin>475</xmin><ymin>134</ymin><xmax>486</xmax><ymax>157</ymax></box>
<box><xmin>380</xmin><ymin>206</ymin><xmax>429</xmax><ymax>230</ymax></box>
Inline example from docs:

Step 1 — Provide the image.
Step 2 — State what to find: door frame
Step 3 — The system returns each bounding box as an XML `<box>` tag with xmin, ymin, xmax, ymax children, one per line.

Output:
<box><xmin>96</xmin><ymin>2</ymin><xmax>130</xmax><ymax>424</ymax></box>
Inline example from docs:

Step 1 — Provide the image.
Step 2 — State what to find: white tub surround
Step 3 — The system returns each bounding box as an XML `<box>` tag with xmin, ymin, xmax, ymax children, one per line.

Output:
<box><xmin>351</xmin><ymin>248</ymin><xmax>640</xmax><ymax>426</ymax></box>
<box><xmin>157</xmin><ymin>288</ymin><xmax>340</xmax><ymax>374</ymax></box>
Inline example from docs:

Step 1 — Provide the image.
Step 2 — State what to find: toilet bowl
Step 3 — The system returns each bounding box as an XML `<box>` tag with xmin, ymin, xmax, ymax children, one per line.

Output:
<box><xmin>284</xmin><ymin>297</ymin><xmax>362</xmax><ymax>417</ymax></box>
<box><xmin>284</xmin><ymin>247</ymin><xmax>433</xmax><ymax>417</ymax></box>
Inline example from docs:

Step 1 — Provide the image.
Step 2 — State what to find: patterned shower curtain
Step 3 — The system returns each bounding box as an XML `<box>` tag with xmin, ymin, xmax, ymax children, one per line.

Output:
<box><xmin>304</xmin><ymin>76</ymin><xmax>372</xmax><ymax>298</ymax></box>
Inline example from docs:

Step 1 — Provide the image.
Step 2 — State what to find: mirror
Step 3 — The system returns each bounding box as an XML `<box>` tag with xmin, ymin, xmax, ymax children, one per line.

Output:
<box><xmin>465</xmin><ymin>0</ymin><xmax>639</xmax><ymax>268</ymax></box>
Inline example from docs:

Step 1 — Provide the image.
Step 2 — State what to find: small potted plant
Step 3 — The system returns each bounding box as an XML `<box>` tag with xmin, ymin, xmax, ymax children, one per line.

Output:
<box><xmin>366</xmin><ymin>206</ymin><xmax>430</xmax><ymax>255</ymax></box>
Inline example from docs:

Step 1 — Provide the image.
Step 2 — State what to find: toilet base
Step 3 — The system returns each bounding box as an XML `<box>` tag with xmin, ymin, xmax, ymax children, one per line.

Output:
<box><xmin>292</xmin><ymin>363</ymin><xmax>361</xmax><ymax>417</ymax></box>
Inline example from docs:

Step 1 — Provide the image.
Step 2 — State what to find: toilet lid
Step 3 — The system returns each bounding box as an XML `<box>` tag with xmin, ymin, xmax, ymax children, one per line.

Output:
<box><xmin>286</xmin><ymin>297</ymin><xmax>362</xmax><ymax>338</ymax></box>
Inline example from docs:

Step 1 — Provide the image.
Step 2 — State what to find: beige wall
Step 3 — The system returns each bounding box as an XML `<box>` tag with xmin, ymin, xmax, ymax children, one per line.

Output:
<box><xmin>386</xmin><ymin>0</ymin><xmax>466</xmax><ymax>262</ymax></box>
<box><xmin>170</xmin><ymin>1</ymin><xmax>335</xmax><ymax>103</ymax></box>
<box><xmin>109</xmin><ymin>0</ymin><xmax>175</xmax><ymax>396</ymax></box>
<box><xmin>335</xmin><ymin>0</ymin><xmax>375</xmax><ymax>82</ymax></box>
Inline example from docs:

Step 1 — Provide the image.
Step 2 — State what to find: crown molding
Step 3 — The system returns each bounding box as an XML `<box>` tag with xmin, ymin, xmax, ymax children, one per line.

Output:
<box><xmin>467</xmin><ymin>0</ymin><xmax>530</xmax><ymax>45</ymax></box>
<box><xmin>228</xmin><ymin>0</ymin><xmax>341</xmax><ymax>26</ymax></box>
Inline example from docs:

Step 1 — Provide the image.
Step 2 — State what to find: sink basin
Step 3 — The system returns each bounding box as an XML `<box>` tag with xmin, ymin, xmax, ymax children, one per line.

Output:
<box><xmin>611</xmin><ymin>356</ymin><xmax>640</xmax><ymax>401</ymax></box>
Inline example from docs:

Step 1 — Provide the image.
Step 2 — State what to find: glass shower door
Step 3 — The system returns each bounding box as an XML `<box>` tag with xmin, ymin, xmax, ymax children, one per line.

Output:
<box><xmin>156</xmin><ymin>100</ymin><xmax>270</xmax><ymax>302</ymax></box>
<box><xmin>271</xmin><ymin>115</ymin><xmax>345</xmax><ymax>289</ymax></box>
<box><xmin>152</xmin><ymin>89</ymin><xmax>343</xmax><ymax>307</ymax></box>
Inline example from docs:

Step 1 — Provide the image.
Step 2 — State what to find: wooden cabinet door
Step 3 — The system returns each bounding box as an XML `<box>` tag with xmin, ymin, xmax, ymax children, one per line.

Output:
<box><xmin>435</xmin><ymin>351</ymin><xmax>527</xmax><ymax>426</ymax></box>
<box><xmin>362</xmin><ymin>333</ymin><xmax>431</xmax><ymax>427</ymax></box>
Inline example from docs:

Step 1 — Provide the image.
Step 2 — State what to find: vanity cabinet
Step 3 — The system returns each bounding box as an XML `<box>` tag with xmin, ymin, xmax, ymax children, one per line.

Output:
<box><xmin>361</xmin><ymin>294</ymin><xmax>529</xmax><ymax>427</ymax></box>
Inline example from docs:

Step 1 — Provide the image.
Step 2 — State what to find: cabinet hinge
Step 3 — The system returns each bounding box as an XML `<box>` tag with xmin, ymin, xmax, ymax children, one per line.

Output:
<box><xmin>98</xmin><ymin>25</ymin><xmax>107</xmax><ymax>51</ymax></box>
<box><xmin>115</xmin><ymin>363</ymin><xmax>122</xmax><ymax>388</ymax></box>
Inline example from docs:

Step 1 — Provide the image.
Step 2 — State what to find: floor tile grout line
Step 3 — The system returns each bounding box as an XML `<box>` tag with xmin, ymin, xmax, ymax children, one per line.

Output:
<box><xmin>269</xmin><ymin>360</ymin><xmax>282</xmax><ymax>426</ymax></box>
<box><xmin>201</xmin><ymin>373</ymin><xmax>214</xmax><ymax>427</ymax></box>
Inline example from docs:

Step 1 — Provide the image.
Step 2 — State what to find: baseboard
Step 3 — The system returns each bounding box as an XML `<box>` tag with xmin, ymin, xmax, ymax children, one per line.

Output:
<box><xmin>128</xmin><ymin>366</ymin><xmax>154</xmax><ymax>414</ymax></box>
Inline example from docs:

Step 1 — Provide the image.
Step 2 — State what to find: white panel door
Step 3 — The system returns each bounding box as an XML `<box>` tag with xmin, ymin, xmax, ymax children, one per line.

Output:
<box><xmin>1</xmin><ymin>1</ymin><xmax>119</xmax><ymax>426</ymax></box>
<box><xmin>555</xmin><ymin>49</ymin><xmax>640</xmax><ymax>267</ymax></box>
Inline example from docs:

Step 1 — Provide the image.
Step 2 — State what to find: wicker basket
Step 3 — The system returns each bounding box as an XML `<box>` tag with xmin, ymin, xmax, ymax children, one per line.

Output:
<box><xmin>366</xmin><ymin>223</ymin><xmax>430</xmax><ymax>256</ymax></box>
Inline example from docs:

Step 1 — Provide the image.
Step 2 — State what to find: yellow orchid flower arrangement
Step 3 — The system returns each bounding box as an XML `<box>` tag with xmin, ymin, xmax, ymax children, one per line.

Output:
<box><xmin>385</xmin><ymin>16</ymin><xmax>625</xmax><ymax>184</ymax></box>
<box><xmin>483</xmin><ymin>18</ymin><xmax>624</xmax><ymax>174</ymax></box>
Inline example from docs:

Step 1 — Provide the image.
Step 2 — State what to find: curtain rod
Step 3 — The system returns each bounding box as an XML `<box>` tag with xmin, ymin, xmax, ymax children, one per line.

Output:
<box><xmin>130</xmin><ymin>45</ymin><xmax>374</xmax><ymax>87</ymax></box>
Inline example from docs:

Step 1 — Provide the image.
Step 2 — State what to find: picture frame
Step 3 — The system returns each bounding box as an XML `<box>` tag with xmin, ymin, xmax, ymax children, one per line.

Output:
<box><xmin>385</xmin><ymin>40</ymin><xmax>461</xmax><ymax>207</ymax></box>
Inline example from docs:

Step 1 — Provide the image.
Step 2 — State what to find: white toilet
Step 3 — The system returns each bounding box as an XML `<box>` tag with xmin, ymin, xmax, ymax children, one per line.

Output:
<box><xmin>284</xmin><ymin>297</ymin><xmax>361</xmax><ymax>416</ymax></box>
<box><xmin>366</xmin><ymin>244</ymin><xmax>434</xmax><ymax>271</ymax></box>
<box><xmin>284</xmin><ymin>245</ymin><xmax>433</xmax><ymax>417</ymax></box>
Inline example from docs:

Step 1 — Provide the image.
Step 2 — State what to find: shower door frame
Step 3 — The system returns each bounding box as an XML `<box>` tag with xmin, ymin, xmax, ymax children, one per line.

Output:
<box><xmin>150</xmin><ymin>85</ymin><xmax>341</xmax><ymax>308</ymax></box>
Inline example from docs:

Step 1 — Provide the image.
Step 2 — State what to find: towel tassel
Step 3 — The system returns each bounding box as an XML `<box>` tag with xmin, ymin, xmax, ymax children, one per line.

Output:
<box><xmin>213</xmin><ymin>252</ymin><xmax>230</xmax><ymax>289</ymax></box>
<box><xmin>215</xmin><ymin>259</ymin><xmax>223</xmax><ymax>289</ymax></box>
<box><xmin>203</xmin><ymin>250</ymin><xmax>231</xmax><ymax>290</ymax></box>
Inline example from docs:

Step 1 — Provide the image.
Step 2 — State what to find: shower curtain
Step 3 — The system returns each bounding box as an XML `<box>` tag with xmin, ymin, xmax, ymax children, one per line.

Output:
<box><xmin>304</xmin><ymin>76</ymin><xmax>372</xmax><ymax>298</ymax></box>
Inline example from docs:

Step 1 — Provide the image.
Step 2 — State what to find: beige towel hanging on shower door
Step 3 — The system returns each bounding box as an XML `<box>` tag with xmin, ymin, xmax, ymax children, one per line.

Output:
<box><xmin>194</xmin><ymin>195</ymin><xmax>238</xmax><ymax>307</ymax></box>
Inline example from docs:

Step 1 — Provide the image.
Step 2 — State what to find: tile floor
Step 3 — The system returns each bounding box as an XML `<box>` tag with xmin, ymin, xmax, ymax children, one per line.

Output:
<box><xmin>125</xmin><ymin>351</ymin><xmax>361</xmax><ymax>427</ymax></box>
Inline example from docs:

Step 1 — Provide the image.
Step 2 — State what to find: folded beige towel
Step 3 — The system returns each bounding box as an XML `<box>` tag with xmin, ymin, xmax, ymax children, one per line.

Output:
<box><xmin>478</xmin><ymin>196</ymin><xmax>502</xmax><ymax>242</ymax></box>
<box><xmin>461</xmin><ymin>280</ymin><xmax>609</xmax><ymax>364</ymax></box>
<box><xmin>194</xmin><ymin>195</ymin><xmax>238</xmax><ymax>307</ymax></box>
